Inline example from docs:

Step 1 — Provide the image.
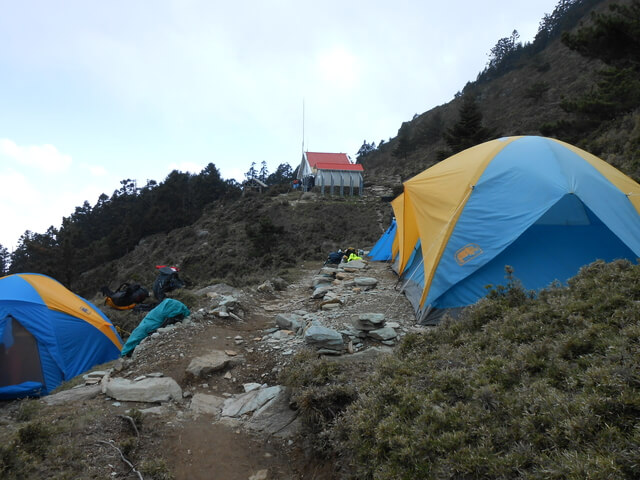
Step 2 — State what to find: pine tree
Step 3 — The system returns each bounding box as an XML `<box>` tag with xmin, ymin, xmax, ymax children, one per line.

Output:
<box><xmin>0</xmin><ymin>244</ymin><xmax>9</xmax><ymax>276</ymax></box>
<box><xmin>258</xmin><ymin>160</ymin><xmax>269</xmax><ymax>182</ymax></box>
<box><xmin>444</xmin><ymin>96</ymin><xmax>497</xmax><ymax>155</ymax></box>
<box><xmin>393</xmin><ymin>122</ymin><xmax>414</xmax><ymax>159</ymax></box>
<box><xmin>245</xmin><ymin>162</ymin><xmax>258</xmax><ymax>180</ymax></box>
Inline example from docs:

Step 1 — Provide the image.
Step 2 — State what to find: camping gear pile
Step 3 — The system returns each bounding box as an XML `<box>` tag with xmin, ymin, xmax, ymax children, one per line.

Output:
<box><xmin>101</xmin><ymin>283</ymin><xmax>150</xmax><ymax>310</ymax></box>
<box><xmin>101</xmin><ymin>265</ymin><xmax>185</xmax><ymax>311</ymax></box>
<box><xmin>324</xmin><ymin>247</ymin><xmax>364</xmax><ymax>266</ymax></box>
<box><xmin>0</xmin><ymin>273</ymin><xmax>123</xmax><ymax>399</ymax></box>
<box><xmin>369</xmin><ymin>136</ymin><xmax>640</xmax><ymax>325</ymax></box>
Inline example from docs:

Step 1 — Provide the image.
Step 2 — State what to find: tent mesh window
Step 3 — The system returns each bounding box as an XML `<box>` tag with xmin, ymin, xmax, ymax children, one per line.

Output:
<box><xmin>0</xmin><ymin>317</ymin><xmax>44</xmax><ymax>388</ymax></box>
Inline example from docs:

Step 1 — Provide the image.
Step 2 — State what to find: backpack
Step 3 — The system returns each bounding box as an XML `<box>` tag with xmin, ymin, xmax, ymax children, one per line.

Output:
<box><xmin>325</xmin><ymin>251</ymin><xmax>343</xmax><ymax>265</ymax></box>
<box><xmin>153</xmin><ymin>266</ymin><xmax>185</xmax><ymax>301</ymax></box>
<box><xmin>102</xmin><ymin>283</ymin><xmax>150</xmax><ymax>310</ymax></box>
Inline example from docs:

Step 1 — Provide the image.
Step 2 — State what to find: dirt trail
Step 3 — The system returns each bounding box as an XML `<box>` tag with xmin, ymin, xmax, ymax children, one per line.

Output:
<box><xmin>139</xmin><ymin>259</ymin><xmax>416</xmax><ymax>479</ymax></box>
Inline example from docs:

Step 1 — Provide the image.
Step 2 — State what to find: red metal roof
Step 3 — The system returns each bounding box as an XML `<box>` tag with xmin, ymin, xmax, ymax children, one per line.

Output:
<box><xmin>306</xmin><ymin>152</ymin><xmax>351</xmax><ymax>168</ymax></box>
<box><xmin>315</xmin><ymin>162</ymin><xmax>364</xmax><ymax>171</ymax></box>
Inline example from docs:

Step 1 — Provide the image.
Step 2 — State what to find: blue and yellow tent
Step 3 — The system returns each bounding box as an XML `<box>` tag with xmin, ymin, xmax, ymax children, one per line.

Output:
<box><xmin>394</xmin><ymin>136</ymin><xmax>640</xmax><ymax>324</ymax></box>
<box><xmin>0</xmin><ymin>273</ymin><xmax>123</xmax><ymax>399</ymax></box>
<box><xmin>368</xmin><ymin>218</ymin><xmax>397</xmax><ymax>261</ymax></box>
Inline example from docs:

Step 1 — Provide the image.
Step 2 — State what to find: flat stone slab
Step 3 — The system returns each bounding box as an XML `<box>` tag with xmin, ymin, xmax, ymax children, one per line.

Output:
<box><xmin>222</xmin><ymin>385</ymin><xmax>282</xmax><ymax>418</ymax></box>
<box><xmin>312</xmin><ymin>286</ymin><xmax>331</xmax><ymax>299</ymax></box>
<box><xmin>304</xmin><ymin>325</ymin><xmax>344</xmax><ymax>349</ymax></box>
<box><xmin>42</xmin><ymin>385</ymin><xmax>102</xmax><ymax>406</ymax></box>
<box><xmin>189</xmin><ymin>393</ymin><xmax>225</xmax><ymax>416</ymax></box>
<box><xmin>368</xmin><ymin>326</ymin><xmax>398</xmax><ymax>341</ymax></box>
<box><xmin>246</xmin><ymin>387</ymin><xmax>300</xmax><ymax>438</ymax></box>
<box><xmin>186</xmin><ymin>351</ymin><xmax>236</xmax><ymax>377</ymax></box>
<box><xmin>341</xmin><ymin>259</ymin><xmax>367</xmax><ymax>270</ymax></box>
<box><xmin>354</xmin><ymin>277</ymin><xmax>378</xmax><ymax>288</ymax></box>
<box><xmin>358</xmin><ymin>313</ymin><xmax>385</xmax><ymax>324</ymax></box>
<box><xmin>105</xmin><ymin>377</ymin><xmax>182</xmax><ymax>403</ymax></box>
<box><xmin>275</xmin><ymin>313</ymin><xmax>303</xmax><ymax>331</ymax></box>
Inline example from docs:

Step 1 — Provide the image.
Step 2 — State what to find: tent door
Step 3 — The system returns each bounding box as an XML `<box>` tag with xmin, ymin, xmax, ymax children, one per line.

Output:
<box><xmin>0</xmin><ymin>316</ymin><xmax>44</xmax><ymax>388</ymax></box>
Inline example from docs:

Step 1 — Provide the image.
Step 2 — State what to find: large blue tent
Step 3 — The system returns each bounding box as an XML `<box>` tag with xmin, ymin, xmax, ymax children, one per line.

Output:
<box><xmin>0</xmin><ymin>274</ymin><xmax>123</xmax><ymax>399</ymax></box>
<box><xmin>393</xmin><ymin>136</ymin><xmax>640</xmax><ymax>324</ymax></box>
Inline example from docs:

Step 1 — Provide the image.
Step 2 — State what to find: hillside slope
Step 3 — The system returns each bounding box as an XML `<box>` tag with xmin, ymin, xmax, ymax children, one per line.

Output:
<box><xmin>76</xmin><ymin>190</ymin><xmax>393</xmax><ymax>302</ymax></box>
<box><xmin>361</xmin><ymin>0</ymin><xmax>639</xmax><ymax>186</ymax></box>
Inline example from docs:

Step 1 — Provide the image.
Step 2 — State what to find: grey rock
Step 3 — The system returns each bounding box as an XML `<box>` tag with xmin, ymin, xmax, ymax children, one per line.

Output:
<box><xmin>304</xmin><ymin>325</ymin><xmax>344</xmax><ymax>349</ymax></box>
<box><xmin>353</xmin><ymin>313</ymin><xmax>386</xmax><ymax>331</ymax></box>
<box><xmin>354</xmin><ymin>277</ymin><xmax>378</xmax><ymax>288</ymax></box>
<box><xmin>42</xmin><ymin>385</ymin><xmax>102</xmax><ymax>406</ymax></box>
<box><xmin>246</xmin><ymin>387</ymin><xmax>300</xmax><ymax>438</ymax></box>
<box><xmin>222</xmin><ymin>385</ymin><xmax>282</xmax><ymax>417</ymax></box>
<box><xmin>368</xmin><ymin>326</ymin><xmax>398</xmax><ymax>341</ymax></box>
<box><xmin>312</xmin><ymin>275</ymin><xmax>333</xmax><ymax>287</ymax></box>
<box><xmin>358</xmin><ymin>313</ymin><xmax>385</xmax><ymax>325</ymax></box>
<box><xmin>341</xmin><ymin>259</ymin><xmax>367</xmax><ymax>270</ymax></box>
<box><xmin>189</xmin><ymin>393</ymin><xmax>225</xmax><ymax>416</ymax></box>
<box><xmin>243</xmin><ymin>383</ymin><xmax>263</xmax><ymax>392</ymax></box>
<box><xmin>319</xmin><ymin>267</ymin><xmax>338</xmax><ymax>276</ymax></box>
<box><xmin>312</xmin><ymin>285</ymin><xmax>331</xmax><ymax>299</ymax></box>
<box><xmin>186</xmin><ymin>351</ymin><xmax>235</xmax><ymax>377</ymax></box>
<box><xmin>275</xmin><ymin>313</ymin><xmax>303</xmax><ymax>331</ymax></box>
<box><xmin>321</xmin><ymin>303</ymin><xmax>340</xmax><ymax>311</ymax></box>
<box><xmin>105</xmin><ymin>377</ymin><xmax>182</xmax><ymax>403</ymax></box>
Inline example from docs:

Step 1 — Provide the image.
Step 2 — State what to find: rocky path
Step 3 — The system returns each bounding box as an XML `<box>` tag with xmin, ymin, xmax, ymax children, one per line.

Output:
<box><xmin>32</xmin><ymin>259</ymin><xmax>419</xmax><ymax>479</ymax></box>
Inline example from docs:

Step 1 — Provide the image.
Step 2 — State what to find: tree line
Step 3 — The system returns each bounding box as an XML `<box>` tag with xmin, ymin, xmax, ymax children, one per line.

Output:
<box><xmin>0</xmin><ymin>161</ymin><xmax>294</xmax><ymax>284</ymax></box>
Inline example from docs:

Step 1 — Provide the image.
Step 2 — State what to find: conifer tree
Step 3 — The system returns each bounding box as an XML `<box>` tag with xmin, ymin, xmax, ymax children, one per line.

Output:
<box><xmin>444</xmin><ymin>96</ymin><xmax>496</xmax><ymax>155</ymax></box>
<box><xmin>0</xmin><ymin>244</ymin><xmax>9</xmax><ymax>276</ymax></box>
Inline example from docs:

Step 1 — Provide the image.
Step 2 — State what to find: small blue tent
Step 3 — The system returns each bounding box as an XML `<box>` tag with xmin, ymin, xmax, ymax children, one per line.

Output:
<box><xmin>0</xmin><ymin>274</ymin><xmax>123</xmax><ymax>399</ymax></box>
<box><xmin>393</xmin><ymin>136</ymin><xmax>640</xmax><ymax>324</ymax></box>
<box><xmin>368</xmin><ymin>218</ymin><xmax>397</xmax><ymax>261</ymax></box>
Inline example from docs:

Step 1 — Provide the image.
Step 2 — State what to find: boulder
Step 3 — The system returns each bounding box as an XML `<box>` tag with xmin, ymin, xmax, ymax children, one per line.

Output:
<box><xmin>354</xmin><ymin>277</ymin><xmax>378</xmax><ymax>289</ymax></box>
<box><xmin>42</xmin><ymin>385</ymin><xmax>102</xmax><ymax>406</ymax></box>
<box><xmin>312</xmin><ymin>285</ymin><xmax>331</xmax><ymax>299</ymax></box>
<box><xmin>245</xmin><ymin>387</ymin><xmax>300</xmax><ymax>438</ymax></box>
<box><xmin>368</xmin><ymin>326</ymin><xmax>397</xmax><ymax>341</ymax></box>
<box><xmin>353</xmin><ymin>313</ymin><xmax>386</xmax><ymax>331</ymax></box>
<box><xmin>189</xmin><ymin>393</ymin><xmax>225</xmax><ymax>416</ymax></box>
<box><xmin>275</xmin><ymin>313</ymin><xmax>303</xmax><ymax>331</ymax></box>
<box><xmin>222</xmin><ymin>385</ymin><xmax>282</xmax><ymax>418</ymax></box>
<box><xmin>304</xmin><ymin>325</ymin><xmax>344</xmax><ymax>350</ymax></box>
<box><xmin>186</xmin><ymin>351</ymin><xmax>244</xmax><ymax>377</ymax></box>
<box><xmin>105</xmin><ymin>377</ymin><xmax>182</xmax><ymax>403</ymax></box>
<box><xmin>341</xmin><ymin>259</ymin><xmax>367</xmax><ymax>270</ymax></box>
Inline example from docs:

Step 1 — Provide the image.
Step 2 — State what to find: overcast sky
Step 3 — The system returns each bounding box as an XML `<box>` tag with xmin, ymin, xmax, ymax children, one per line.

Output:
<box><xmin>0</xmin><ymin>0</ymin><xmax>561</xmax><ymax>251</ymax></box>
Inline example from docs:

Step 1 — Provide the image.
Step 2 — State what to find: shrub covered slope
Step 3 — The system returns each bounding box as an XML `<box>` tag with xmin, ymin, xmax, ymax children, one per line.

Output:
<box><xmin>285</xmin><ymin>260</ymin><xmax>640</xmax><ymax>479</ymax></box>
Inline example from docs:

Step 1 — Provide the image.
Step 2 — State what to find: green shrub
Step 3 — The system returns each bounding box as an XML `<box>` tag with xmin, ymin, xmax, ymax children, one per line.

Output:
<box><xmin>15</xmin><ymin>400</ymin><xmax>41</xmax><ymax>422</ymax></box>
<box><xmin>16</xmin><ymin>422</ymin><xmax>52</xmax><ymax>457</ymax></box>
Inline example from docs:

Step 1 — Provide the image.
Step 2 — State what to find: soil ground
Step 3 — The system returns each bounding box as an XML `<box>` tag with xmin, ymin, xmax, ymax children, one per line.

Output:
<box><xmin>1</xmin><ymin>260</ymin><xmax>417</xmax><ymax>480</ymax></box>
